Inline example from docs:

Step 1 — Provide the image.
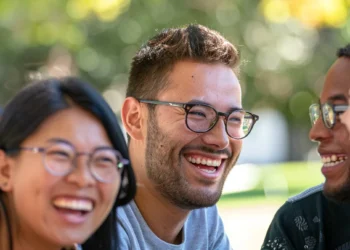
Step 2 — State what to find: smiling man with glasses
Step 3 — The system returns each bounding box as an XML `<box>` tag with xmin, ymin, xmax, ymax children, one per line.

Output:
<box><xmin>262</xmin><ymin>45</ymin><xmax>350</xmax><ymax>250</ymax></box>
<box><xmin>117</xmin><ymin>24</ymin><xmax>258</xmax><ymax>250</ymax></box>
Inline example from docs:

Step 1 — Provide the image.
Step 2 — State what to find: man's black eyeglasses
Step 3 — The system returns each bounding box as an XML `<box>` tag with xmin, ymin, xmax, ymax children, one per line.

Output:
<box><xmin>309</xmin><ymin>102</ymin><xmax>348</xmax><ymax>129</ymax></box>
<box><xmin>139</xmin><ymin>99</ymin><xmax>259</xmax><ymax>139</ymax></box>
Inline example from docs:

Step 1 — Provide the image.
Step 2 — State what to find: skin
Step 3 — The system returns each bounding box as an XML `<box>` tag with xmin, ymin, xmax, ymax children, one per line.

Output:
<box><xmin>310</xmin><ymin>57</ymin><xmax>350</xmax><ymax>202</ymax></box>
<box><xmin>340</xmin><ymin>88</ymin><xmax>350</xmax><ymax>132</ymax></box>
<box><xmin>0</xmin><ymin>107</ymin><xmax>120</xmax><ymax>250</ymax></box>
<box><xmin>122</xmin><ymin>60</ymin><xmax>242</xmax><ymax>244</ymax></box>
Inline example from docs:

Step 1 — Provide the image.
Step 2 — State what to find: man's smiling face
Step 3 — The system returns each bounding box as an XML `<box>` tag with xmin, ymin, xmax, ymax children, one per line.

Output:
<box><xmin>143</xmin><ymin>60</ymin><xmax>243</xmax><ymax>209</ymax></box>
<box><xmin>309</xmin><ymin>57</ymin><xmax>350</xmax><ymax>202</ymax></box>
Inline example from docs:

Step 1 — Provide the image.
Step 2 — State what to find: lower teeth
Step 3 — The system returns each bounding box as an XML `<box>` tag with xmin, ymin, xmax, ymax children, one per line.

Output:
<box><xmin>197</xmin><ymin>167</ymin><xmax>216</xmax><ymax>173</ymax></box>
<box><xmin>324</xmin><ymin>160</ymin><xmax>345</xmax><ymax>167</ymax></box>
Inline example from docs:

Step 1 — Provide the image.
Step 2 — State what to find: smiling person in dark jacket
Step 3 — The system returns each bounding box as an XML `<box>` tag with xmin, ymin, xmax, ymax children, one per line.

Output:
<box><xmin>262</xmin><ymin>44</ymin><xmax>350</xmax><ymax>250</ymax></box>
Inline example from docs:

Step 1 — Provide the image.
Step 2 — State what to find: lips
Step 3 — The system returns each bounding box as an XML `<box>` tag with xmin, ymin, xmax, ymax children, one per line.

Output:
<box><xmin>318</xmin><ymin>152</ymin><xmax>348</xmax><ymax>179</ymax></box>
<box><xmin>321</xmin><ymin>154</ymin><xmax>347</xmax><ymax>168</ymax></box>
<box><xmin>185</xmin><ymin>153</ymin><xmax>226</xmax><ymax>177</ymax></box>
<box><xmin>53</xmin><ymin>197</ymin><xmax>94</xmax><ymax>212</ymax></box>
<box><xmin>187</xmin><ymin>156</ymin><xmax>222</xmax><ymax>167</ymax></box>
<box><xmin>52</xmin><ymin>196</ymin><xmax>95</xmax><ymax>224</ymax></box>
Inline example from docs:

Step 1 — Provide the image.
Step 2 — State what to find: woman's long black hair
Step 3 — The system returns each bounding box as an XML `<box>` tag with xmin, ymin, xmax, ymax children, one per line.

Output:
<box><xmin>0</xmin><ymin>77</ymin><xmax>136</xmax><ymax>250</ymax></box>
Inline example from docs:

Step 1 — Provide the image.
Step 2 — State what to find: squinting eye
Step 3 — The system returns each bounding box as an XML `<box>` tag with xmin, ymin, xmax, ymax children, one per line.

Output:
<box><xmin>228</xmin><ymin>117</ymin><xmax>242</xmax><ymax>124</ymax></box>
<box><xmin>95</xmin><ymin>156</ymin><xmax>116</xmax><ymax>163</ymax></box>
<box><xmin>47</xmin><ymin>150</ymin><xmax>71</xmax><ymax>160</ymax></box>
<box><xmin>228</xmin><ymin>112</ymin><xmax>244</xmax><ymax>124</ymax></box>
<box><xmin>188</xmin><ymin>111</ymin><xmax>206</xmax><ymax>118</ymax></box>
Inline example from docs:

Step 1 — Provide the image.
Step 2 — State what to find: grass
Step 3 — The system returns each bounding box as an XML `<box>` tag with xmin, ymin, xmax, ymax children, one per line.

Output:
<box><xmin>218</xmin><ymin>161</ymin><xmax>324</xmax><ymax>208</ymax></box>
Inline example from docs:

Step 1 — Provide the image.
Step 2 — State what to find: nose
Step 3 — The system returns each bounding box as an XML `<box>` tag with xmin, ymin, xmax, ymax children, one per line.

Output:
<box><xmin>309</xmin><ymin>116</ymin><xmax>332</xmax><ymax>143</ymax></box>
<box><xmin>65</xmin><ymin>155</ymin><xmax>96</xmax><ymax>187</ymax></box>
<box><xmin>201</xmin><ymin>117</ymin><xmax>230</xmax><ymax>149</ymax></box>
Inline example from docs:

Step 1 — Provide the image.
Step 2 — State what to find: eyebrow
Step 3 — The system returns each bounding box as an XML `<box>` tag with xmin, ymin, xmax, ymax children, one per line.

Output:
<box><xmin>46</xmin><ymin>138</ymin><xmax>114</xmax><ymax>150</ymax></box>
<box><xmin>47</xmin><ymin>138</ymin><xmax>72</xmax><ymax>146</ymax></box>
<box><xmin>326</xmin><ymin>94</ymin><xmax>348</xmax><ymax>102</ymax></box>
<box><xmin>188</xmin><ymin>99</ymin><xmax>242</xmax><ymax>112</ymax></box>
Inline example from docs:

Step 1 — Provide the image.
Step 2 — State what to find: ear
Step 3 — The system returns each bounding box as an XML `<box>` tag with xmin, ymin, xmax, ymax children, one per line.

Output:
<box><xmin>121</xmin><ymin>97</ymin><xmax>145</xmax><ymax>141</ymax></box>
<box><xmin>0</xmin><ymin>150</ymin><xmax>13</xmax><ymax>192</ymax></box>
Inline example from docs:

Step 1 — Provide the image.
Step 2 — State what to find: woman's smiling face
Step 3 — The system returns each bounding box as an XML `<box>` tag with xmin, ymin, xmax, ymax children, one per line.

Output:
<box><xmin>0</xmin><ymin>106</ymin><xmax>120</xmax><ymax>248</ymax></box>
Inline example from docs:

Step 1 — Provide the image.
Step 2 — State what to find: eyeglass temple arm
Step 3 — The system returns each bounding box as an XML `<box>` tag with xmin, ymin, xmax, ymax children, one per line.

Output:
<box><xmin>138</xmin><ymin>99</ymin><xmax>186</xmax><ymax>108</ymax></box>
<box><xmin>334</xmin><ymin>105</ymin><xmax>349</xmax><ymax>112</ymax></box>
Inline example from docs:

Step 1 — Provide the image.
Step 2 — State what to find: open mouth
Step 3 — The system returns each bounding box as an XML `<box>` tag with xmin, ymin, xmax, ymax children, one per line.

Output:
<box><xmin>321</xmin><ymin>155</ymin><xmax>348</xmax><ymax>168</ymax></box>
<box><xmin>53</xmin><ymin>197</ymin><xmax>94</xmax><ymax>216</ymax></box>
<box><xmin>187</xmin><ymin>156</ymin><xmax>222</xmax><ymax>174</ymax></box>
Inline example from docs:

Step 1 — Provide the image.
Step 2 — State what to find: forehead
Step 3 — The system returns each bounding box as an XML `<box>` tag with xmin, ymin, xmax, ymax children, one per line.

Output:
<box><xmin>321</xmin><ymin>57</ymin><xmax>350</xmax><ymax>102</ymax></box>
<box><xmin>23</xmin><ymin>107</ymin><xmax>111</xmax><ymax>148</ymax></box>
<box><xmin>159</xmin><ymin>60</ymin><xmax>241</xmax><ymax>109</ymax></box>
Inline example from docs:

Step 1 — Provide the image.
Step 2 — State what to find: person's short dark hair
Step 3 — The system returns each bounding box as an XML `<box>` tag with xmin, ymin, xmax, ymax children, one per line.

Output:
<box><xmin>127</xmin><ymin>24</ymin><xmax>240</xmax><ymax>99</ymax></box>
<box><xmin>0</xmin><ymin>77</ymin><xmax>136</xmax><ymax>250</ymax></box>
<box><xmin>337</xmin><ymin>44</ymin><xmax>350</xmax><ymax>58</ymax></box>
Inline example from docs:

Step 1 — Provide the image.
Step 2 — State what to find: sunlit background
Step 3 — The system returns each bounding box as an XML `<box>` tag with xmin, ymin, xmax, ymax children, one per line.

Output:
<box><xmin>1</xmin><ymin>0</ymin><xmax>349</xmax><ymax>249</ymax></box>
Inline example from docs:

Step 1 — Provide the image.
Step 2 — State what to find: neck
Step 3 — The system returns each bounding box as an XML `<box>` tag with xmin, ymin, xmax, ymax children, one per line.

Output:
<box><xmin>134</xmin><ymin>186</ymin><xmax>190</xmax><ymax>244</ymax></box>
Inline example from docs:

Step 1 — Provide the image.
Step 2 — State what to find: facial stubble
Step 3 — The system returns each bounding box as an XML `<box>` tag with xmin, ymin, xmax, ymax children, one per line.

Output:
<box><xmin>145</xmin><ymin>110</ymin><xmax>237</xmax><ymax>209</ymax></box>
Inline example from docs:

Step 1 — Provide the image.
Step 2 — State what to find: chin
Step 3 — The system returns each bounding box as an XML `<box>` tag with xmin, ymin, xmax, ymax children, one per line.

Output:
<box><xmin>53</xmin><ymin>232</ymin><xmax>90</xmax><ymax>246</ymax></box>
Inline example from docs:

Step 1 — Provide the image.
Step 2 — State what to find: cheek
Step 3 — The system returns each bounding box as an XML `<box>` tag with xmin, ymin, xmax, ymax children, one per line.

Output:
<box><xmin>12</xmin><ymin>172</ymin><xmax>54</xmax><ymax>227</ymax></box>
<box><xmin>97</xmin><ymin>181</ymin><xmax>120</xmax><ymax>210</ymax></box>
<box><xmin>341</xmin><ymin>111</ymin><xmax>350</xmax><ymax>132</ymax></box>
<box><xmin>10</xmin><ymin>157</ymin><xmax>56</xmax><ymax>211</ymax></box>
<box><xmin>334</xmin><ymin>126</ymin><xmax>350</xmax><ymax>146</ymax></box>
<box><xmin>158</xmin><ymin>119</ymin><xmax>198</xmax><ymax>148</ymax></box>
<box><xmin>230</xmin><ymin>140</ymin><xmax>242</xmax><ymax>156</ymax></box>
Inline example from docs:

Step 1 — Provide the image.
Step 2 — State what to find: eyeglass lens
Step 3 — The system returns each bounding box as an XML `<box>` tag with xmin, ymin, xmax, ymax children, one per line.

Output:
<box><xmin>186</xmin><ymin>105</ymin><xmax>254</xmax><ymax>138</ymax></box>
<box><xmin>44</xmin><ymin>143</ymin><xmax>123</xmax><ymax>182</ymax></box>
<box><xmin>309</xmin><ymin>103</ymin><xmax>338</xmax><ymax>129</ymax></box>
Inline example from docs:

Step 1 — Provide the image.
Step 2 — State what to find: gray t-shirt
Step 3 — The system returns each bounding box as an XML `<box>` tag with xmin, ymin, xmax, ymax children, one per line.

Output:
<box><xmin>117</xmin><ymin>200</ymin><xmax>232</xmax><ymax>250</ymax></box>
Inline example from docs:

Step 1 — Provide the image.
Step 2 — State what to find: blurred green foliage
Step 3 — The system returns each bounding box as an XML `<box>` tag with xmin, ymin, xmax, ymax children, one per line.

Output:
<box><xmin>218</xmin><ymin>161</ymin><xmax>324</xmax><ymax>207</ymax></box>
<box><xmin>1</xmin><ymin>0</ymin><xmax>350</xmax><ymax>127</ymax></box>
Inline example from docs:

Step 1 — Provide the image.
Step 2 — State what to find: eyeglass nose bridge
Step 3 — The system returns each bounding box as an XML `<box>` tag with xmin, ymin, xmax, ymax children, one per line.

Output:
<box><xmin>206</xmin><ymin>111</ymin><xmax>229</xmax><ymax>133</ymax></box>
<box><xmin>65</xmin><ymin>152</ymin><xmax>97</xmax><ymax>179</ymax></box>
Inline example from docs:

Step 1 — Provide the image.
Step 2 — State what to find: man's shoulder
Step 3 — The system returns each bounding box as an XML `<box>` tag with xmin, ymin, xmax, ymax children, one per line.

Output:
<box><xmin>186</xmin><ymin>206</ymin><xmax>231</xmax><ymax>249</ymax></box>
<box><xmin>117</xmin><ymin>200</ymin><xmax>139</xmax><ymax>225</ymax></box>
<box><xmin>186</xmin><ymin>205</ymin><xmax>226</xmax><ymax>235</ymax></box>
<box><xmin>116</xmin><ymin>200</ymin><xmax>141</xmax><ymax>232</ymax></box>
<box><xmin>287</xmin><ymin>183</ymin><xmax>324</xmax><ymax>204</ymax></box>
<box><xmin>274</xmin><ymin>184</ymin><xmax>325</xmax><ymax>217</ymax></box>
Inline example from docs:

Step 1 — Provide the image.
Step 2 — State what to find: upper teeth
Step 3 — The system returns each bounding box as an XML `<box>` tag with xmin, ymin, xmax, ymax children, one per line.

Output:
<box><xmin>321</xmin><ymin>155</ymin><xmax>347</xmax><ymax>167</ymax></box>
<box><xmin>53</xmin><ymin>198</ymin><xmax>93</xmax><ymax>212</ymax></box>
<box><xmin>187</xmin><ymin>156</ymin><xmax>221</xmax><ymax>167</ymax></box>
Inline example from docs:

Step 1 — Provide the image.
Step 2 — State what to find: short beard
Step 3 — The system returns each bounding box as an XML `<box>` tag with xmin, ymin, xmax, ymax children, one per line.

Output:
<box><xmin>145</xmin><ymin>108</ymin><xmax>236</xmax><ymax>210</ymax></box>
<box><xmin>323</xmin><ymin>181</ymin><xmax>350</xmax><ymax>204</ymax></box>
